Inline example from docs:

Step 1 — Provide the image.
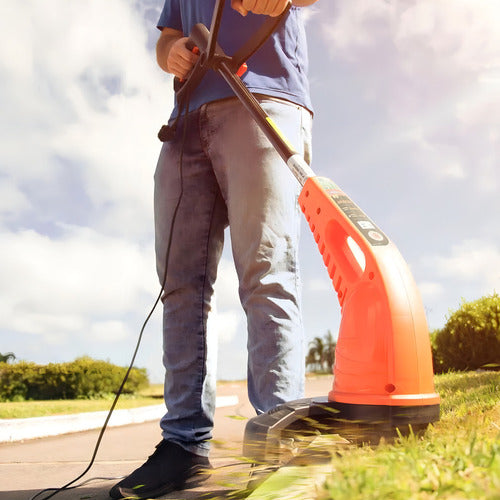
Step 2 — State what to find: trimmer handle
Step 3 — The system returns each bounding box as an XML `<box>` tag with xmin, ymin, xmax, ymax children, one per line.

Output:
<box><xmin>173</xmin><ymin>23</ymin><xmax>228</xmax><ymax>102</ymax></box>
<box><xmin>173</xmin><ymin>0</ymin><xmax>292</xmax><ymax>105</ymax></box>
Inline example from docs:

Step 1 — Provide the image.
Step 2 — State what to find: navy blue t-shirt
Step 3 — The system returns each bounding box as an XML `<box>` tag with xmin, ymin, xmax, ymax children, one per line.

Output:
<box><xmin>157</xmin><ymin>0</ymin><xmax>313</xmax><ymax>119</ymax></box>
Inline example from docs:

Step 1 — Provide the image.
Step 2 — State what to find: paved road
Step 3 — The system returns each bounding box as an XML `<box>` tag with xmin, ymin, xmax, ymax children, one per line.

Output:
<box><xmin>0</xmin><ymin>376</ymin><xmax>333</xmax><ymax>500</ymax></box>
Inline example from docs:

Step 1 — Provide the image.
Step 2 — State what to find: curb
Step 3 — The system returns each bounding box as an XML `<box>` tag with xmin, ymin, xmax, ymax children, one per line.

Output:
<box><xmin>0</xmin><ymin>395</ymin><xmax>239</xmax><ymax>443</ymax></box>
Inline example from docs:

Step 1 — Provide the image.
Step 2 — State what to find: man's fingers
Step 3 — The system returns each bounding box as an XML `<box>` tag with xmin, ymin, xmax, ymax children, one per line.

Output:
<box><xmin>231</xmin><ymin>0</ymin><xmax>248</xmax><ymax>16</ymax></box>
<box><xmin>167</xmin><ymin>38</ymin><xmax>199</xmax><ymax>79</ymax></box>
<box><xmin>232</xmin><ymin>0</ymin><xmax>289</xmax><ymax>17</ymax></box>
<box><xmin>176</xmin><ymin>52</ymin><xmax>198</xmax><ymax>79</ymax></box>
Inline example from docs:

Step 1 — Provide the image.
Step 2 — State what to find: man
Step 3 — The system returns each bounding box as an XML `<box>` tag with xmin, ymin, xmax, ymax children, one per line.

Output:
<box><xmin>110</xmin><ymin>0</ymin><xmax>318</xmax><ymax>498</ymax></box>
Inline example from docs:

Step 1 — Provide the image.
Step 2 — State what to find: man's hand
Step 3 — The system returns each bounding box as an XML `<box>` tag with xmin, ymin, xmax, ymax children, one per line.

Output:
<box><xmin>231</xmin><ymin>0</ymin><xmax>290</xmax><ymax>17</ymax></box>
<box><xmin>166</xmin><ymin>37</ymin><xmax>199</xmax><ymax>79</ymax></box>
<box><xmin>156</xmin><ymin>28</ymin><xmax>199</xmax><ymax>79</ymax></box>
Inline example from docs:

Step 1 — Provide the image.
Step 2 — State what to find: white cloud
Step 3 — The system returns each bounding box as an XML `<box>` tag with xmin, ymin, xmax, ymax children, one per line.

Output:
<box><xmin>301</xmin><ymin>3</ymin><xmax>320</xmax><ymax>24</ymax></box>
<box><xmin>425</xmin><ymin>239</ymin><xmax>500</xmax><ymax>292</ymax></box>
<box><xmin>208</xmin><ymin>255</ymin><xmax>247</xmax><ymax>379</ymax></box>
<box><xmin>0</xmin><ymin>227</ymin><xmax>157</xmax><ymax>342</ymax></box>
<box><xmin>211</xmin><ymin>256</ymin><xmax>246</xmax><ymax>344</ymax></box>
<box><xmin>318</xmin><ymin>0</ymin><xmax>500</xmax><ymax>188</ymax></box>
<box><xmin>208</xmin><ymin>309</ymin><xmax>243</xmax><ymax>345</ymax></box>
<box><xmin>395</xmin><ymin>1</ymin><xmax>500</xmax><ymax>75</ymax></box>
<box><xmin>440</xmin><ymin>163</ymin><xmax>466</xmax><ymax>180</ymax></box>
<box><xmin>417</xmin><ymin>240</ymin><xmax>500</xmax><ymax>329</ymax></box>
<box><xmin>305</xmin><ymin>277</ymin><xmax>331</xmax><ymax>293</ymax></box>
<box><xmin>213</xmin><ymin>256</ymin><xmax>241</xmax><ymax>310</ymax></box>
<box><xmin>0</xmin><ymin>0</ymin><xmax>174</xmax><ymax>237</ymax></box>
<box><xmin>323</xmin><ymin>0</ymin><xmax>500</xmax><ymax>78</ymax></box>
<box><xmin>0</xmin><ymin>180</ymin><xmax>31</xmax><ymax>221</ymax></box>
<box><xmin>320</xmin><ymin>1</ymin><xmax>392</xmax><ymax>54</ymax></box>
<box><xmin>88</xmin><ymin>321</ymin><xmax>132</xmax><ymax>343</ymax></box>
<box><xmin>417</xmin><ymin>281</ymin><xmax>444</xmax><ymax>302</ymax></box>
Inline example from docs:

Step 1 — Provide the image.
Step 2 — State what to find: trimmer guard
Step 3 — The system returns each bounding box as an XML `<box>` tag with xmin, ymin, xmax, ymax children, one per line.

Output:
<box><xmin>243</xmin><ymin>396</ymin><xmax>440</xmax><ymax>463</ymax></box>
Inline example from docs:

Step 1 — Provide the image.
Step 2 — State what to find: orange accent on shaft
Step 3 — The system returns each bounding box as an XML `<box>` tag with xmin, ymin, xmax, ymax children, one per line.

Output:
<box><xmin>237</xmin><ymin>62</ymin><xmax>248</xmax><ymax>77</ymax></box>
<box><xmin>299</xmin><ymin>177</ymin><xmax>440</xmax><ymax>408</ymax></box>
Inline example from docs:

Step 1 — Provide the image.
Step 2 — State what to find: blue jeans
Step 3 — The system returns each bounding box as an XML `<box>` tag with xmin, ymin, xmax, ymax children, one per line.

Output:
<box><xmin>154</xmin><ymin>97</ymin><xmax>312</xmax><ymax>456</ymax></box>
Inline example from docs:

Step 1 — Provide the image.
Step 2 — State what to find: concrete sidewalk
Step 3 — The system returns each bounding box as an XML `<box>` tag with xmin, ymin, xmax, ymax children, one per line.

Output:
<box><xmin>0</xmin><ymin>396</ymin><xmax>239</xmax><ymax>443</ymax></box>
<box><xmin>0</xmin><ymin>376</ymin><xmax>333</xmax><ymax>500</ymax></box>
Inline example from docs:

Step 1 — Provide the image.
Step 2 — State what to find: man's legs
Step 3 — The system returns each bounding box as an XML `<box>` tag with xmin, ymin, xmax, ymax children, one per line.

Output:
<box><xmin>155</xmin><ymin>97</ymin><xmax>312</xmax><ymax>447</ymax></box>
<box><xmin>202</xmin><ymin>97</ymin><xmax>312</xmax><ymax>413</ymax></box>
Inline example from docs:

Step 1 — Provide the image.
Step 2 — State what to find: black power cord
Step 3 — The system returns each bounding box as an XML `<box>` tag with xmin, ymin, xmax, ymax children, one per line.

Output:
<box><xmin>31</xmin><ymin>94</ymin><xmax>192</xmax><ymax>500</ymax></box>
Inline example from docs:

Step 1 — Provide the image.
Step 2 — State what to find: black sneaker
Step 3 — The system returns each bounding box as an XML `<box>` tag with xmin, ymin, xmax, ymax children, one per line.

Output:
<box><xmin>109</xmin><ymin>439</ymin><xmax>212</xmax><ymax>499</ymax></box>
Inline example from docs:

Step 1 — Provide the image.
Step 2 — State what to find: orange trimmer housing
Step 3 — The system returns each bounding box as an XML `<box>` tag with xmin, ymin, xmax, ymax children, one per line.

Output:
<box><xmin>299</xmin><ymin>177</ymin><xmax>439</xmax><ymax>408</ymax></box>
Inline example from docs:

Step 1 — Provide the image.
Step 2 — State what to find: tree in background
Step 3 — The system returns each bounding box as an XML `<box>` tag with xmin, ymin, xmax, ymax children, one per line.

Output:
<box><xmin>0</xmin><ymin>352</ymin><xmax>16</xmax><ymax>363</ymax></box>
<box><xmin>432</xmin><ymin>293</ymin><xmax>500</xmax><ymax>373</ymax></box>
<box><xmin>306</xmin><ymin>336</ymin><xmax>324</xmax><ymax>372</ymax></box>
<box><xmin>306</xmin><ymin>330</ymin><xmax>336</xmax><ymax>373</ymax></box>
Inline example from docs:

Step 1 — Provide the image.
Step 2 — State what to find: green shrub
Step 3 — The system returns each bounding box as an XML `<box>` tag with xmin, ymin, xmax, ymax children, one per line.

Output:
<box><xmin>0</xmin><ymin>361</ymin><xmax>34</xmax><ymax>401</ymax></box>
<box><xmin>432</xmin><ymin>293</ymin><xmax>500</xmax><ymax>373</ymax></box>
<box><xmin>0</xmin><ymin>357</ymin><xmax>149</xmax><ymax>401</ymax></box>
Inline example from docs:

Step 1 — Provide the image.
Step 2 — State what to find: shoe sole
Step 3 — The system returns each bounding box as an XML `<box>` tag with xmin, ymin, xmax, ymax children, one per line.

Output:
<box><xmin>118</xmin><ymin>464</ymin><xmax>212</xmax><ymax>499</ymax></box>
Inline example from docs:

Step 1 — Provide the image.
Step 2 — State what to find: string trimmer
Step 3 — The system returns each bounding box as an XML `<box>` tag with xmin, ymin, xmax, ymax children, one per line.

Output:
<box><xmin>171</xmin><ymin>0</ymin><xmax>440</xmax><ymax>466</ymax></box>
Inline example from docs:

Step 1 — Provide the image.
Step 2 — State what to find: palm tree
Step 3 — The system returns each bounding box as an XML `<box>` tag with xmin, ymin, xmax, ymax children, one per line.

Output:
<box><xmin>306</xmin><ymin>336</ymin><xmax>325</xmax><ymax>372</ymax></box>
<box><xmin>0</xmin><ymin>352</ymin><xmax>16</xmax><ymax>363</ymax></box>
<box><xmin>322</xmin><ymin>330</ymin><xmax>336</xmax><ymax>372</ymax></box>
<box><xmin>306</xmin><ymin>331</ymin><xmax>337</xmax><ymax>373</ymax></box>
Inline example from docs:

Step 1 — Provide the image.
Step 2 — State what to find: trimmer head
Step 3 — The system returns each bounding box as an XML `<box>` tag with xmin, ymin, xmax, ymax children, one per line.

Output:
<box><xmin>244</xmin><ymin>396</ymin><xmax>440</xmax><ymax>464</ymax></box>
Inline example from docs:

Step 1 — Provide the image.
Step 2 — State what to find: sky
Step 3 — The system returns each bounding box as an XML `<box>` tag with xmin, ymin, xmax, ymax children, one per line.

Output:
<box><xmin>1</xmin><ymin>0</ymin><xmax>499</xmax><ymax>383</ymax></box>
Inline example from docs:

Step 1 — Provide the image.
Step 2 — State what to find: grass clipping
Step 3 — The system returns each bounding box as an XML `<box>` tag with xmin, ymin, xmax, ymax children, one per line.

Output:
<box><xmin>249</xmin><ymin>371</ymin><xmax>500</xmax><ymax>500</ymax></box>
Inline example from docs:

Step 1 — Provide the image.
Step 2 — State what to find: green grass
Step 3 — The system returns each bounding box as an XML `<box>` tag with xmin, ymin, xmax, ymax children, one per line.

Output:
<box><xmin>268</xmin><ymin>371</ymin><xmax>500</xmax><ymax>500</ymax></box>
<box><xmin>0</xmin><ymin>384</ymin><xmax>164</xmax><ymax>419</ymax></box>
